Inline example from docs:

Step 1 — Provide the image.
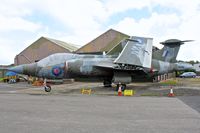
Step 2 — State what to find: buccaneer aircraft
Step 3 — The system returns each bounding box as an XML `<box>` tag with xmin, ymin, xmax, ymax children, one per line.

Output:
<box><xmin>3</xmin><ymin>36</ymin><xmax>193</xmax><ymax>92</ymax></box>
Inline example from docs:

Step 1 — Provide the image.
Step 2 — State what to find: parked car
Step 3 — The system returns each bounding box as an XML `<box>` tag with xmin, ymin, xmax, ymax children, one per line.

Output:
<box><xmin>179</xmin><ymin>72</ymin><xmax>196</xmax><ymax>78</ymax></box>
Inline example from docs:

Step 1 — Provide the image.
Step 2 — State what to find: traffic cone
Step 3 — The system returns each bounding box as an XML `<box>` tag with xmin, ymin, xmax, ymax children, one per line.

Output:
<box><xmin>118</xmin><ymin>86</ymin><xmax>122</xmax><ymax>96</ymax></box>
<box><xmin>168</xmin><ymin>88</ymin><xmax>175</xmax><ymax>97</ymax></box>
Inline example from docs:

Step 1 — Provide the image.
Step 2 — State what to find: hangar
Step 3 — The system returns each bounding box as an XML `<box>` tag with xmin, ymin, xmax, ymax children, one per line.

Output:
<box><xmin>76</xmin><ymin>29</ymin><xmax>159</xmax><ymax>54</ymax></box>
<box><xmin>76</xmin><ymin>29</ymin><xmax>130</xmax><ymax>54</ymax></box>
<box><xmin>14</xmin><ymin>37</ymin><xmax>78</xmax><ymax>65</ymax></box>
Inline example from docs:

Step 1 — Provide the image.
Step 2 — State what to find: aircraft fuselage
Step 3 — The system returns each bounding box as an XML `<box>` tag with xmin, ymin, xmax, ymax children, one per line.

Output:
<box><xmin>9</xmin><ymin>53</ymin><xmax>178</xmax><ymax>81</ymax></box>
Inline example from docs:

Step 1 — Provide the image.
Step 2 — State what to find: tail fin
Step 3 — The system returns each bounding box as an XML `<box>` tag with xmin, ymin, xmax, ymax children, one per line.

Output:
<box><xmin>152</xmin><ymin>39</ymin><xmax>193</xmax><ymax>63</ymax></box>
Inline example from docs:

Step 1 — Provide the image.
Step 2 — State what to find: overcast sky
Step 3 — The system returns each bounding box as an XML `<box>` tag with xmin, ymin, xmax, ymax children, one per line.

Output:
<box><xmin>0</xmin><ymin>0</ymin><xmax>200</xmax><ymax>65</ymax></box>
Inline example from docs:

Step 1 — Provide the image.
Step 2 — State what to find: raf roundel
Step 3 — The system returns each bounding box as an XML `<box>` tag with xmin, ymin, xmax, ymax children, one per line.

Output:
<box><xmin>52</xmin><ymin>66</ymin><xmax>62</xmax><ymax>76</ymax></box>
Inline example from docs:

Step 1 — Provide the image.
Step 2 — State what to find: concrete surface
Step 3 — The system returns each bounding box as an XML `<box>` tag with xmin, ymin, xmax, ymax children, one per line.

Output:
<box><xmin>179</xmin><ymin>96</ymin><xmax>200</xmax><ymax>113</ymax></box>
<box><xmin>0</xmin><ymin>94</ymin><xmax>200</xmax><ymax>133</ymax></box>
<box><xmin>1</xmin><ymin>79</ymin><xmax>200</xmax><ymax>133</ymax></box>
<box><xmin>0</xmin><ymin>82</ymin><xmax>38</xmax><ymax>93</ymax></box>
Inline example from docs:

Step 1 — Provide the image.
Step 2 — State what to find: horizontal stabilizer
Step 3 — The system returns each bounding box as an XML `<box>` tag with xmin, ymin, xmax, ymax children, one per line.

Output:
<box><xmin>153</xmin><ymin>39</ymin><xmax>194</xmax><ymax>63</ymax></box>
<box><xmin>114</xmin><ymin>36</ymin><xmax>153</xmax><ymax>68</ymax></box>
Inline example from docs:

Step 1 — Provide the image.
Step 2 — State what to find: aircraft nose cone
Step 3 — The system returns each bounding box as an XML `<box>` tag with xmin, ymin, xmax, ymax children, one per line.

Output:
<box><xmin>8</xmin><ymin>63</ymin><xmax>37</xmax><ymax>76</ymax></box>
<box><xmin>8</xmin><ymin>65</ymin><xmax>24</xmax><ymax>74</ymax></box>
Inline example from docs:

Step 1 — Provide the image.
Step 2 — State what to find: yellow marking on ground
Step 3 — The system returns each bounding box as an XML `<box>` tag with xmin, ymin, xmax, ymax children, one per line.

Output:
<box><xmin>81</xmin><ymin>88</ymin><xmax>92</xmax><ymax>95</ymax></box>
<box><xmin>124</xmin><ymin>90</ymin><xmax>135</xmax><ymax>96</ymax></box>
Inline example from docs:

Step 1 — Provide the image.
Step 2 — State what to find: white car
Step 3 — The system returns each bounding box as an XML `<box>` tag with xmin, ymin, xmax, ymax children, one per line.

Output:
<box><xmin>179</xmin><ymin>72</ymin><xmax>196</xmax><ymax>78</ymax></box>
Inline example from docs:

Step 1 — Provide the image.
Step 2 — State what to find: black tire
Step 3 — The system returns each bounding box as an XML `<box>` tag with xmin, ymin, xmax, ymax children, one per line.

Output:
<box><xmin>44</xmin><ymin>85</ymin><xmax>51</xmax><ymax>92</ymax></box>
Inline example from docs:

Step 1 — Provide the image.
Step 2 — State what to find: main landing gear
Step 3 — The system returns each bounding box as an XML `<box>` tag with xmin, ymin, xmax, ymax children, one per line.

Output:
<box><xmin>43</xmin><ymin>79</ymin><xmax>51</xmax><ymax>92</ymax></box>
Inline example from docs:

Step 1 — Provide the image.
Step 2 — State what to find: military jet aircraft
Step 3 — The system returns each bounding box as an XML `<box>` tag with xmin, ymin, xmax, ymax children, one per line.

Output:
<box><xmin>3</xmin><ymin>36</ymin><xmax>193</xmax><ymax>92</ymax></box>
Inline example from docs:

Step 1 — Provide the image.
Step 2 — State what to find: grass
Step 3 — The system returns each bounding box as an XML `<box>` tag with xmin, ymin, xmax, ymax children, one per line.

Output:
<box><xmin>185</xmin><ymin>78</ymin><xmax>200</xmax><ymax>82</ymax></box>
<box><xmin>0</xmin><ymin>78</ymin><xmax>4</xmax><ymax>82</ymax></box>
<box><xmin>159</xmin><ymin>79</ymin><xmax>178</xmax><ymax>86</ymax></box>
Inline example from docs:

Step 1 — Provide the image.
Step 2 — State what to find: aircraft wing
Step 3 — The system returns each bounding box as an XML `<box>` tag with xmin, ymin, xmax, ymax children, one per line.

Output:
<box><xmin>94</xmin><ymin>62</ymin><xmax>118</xmax><ymax>70</ymax></box>
<box><xmin>114</xmin><ymin>36</ymin><xmax>153</xmax><ymax>68</ymax></box>
<box><xmin>94</xmin><ymin>62</ymin><xmax>149</xmax><ymax>74</ymax></box>
<box><xmin>94</xmin><ymin>63</ymin><xmax>149</xmax><ymax>78</ymax></box>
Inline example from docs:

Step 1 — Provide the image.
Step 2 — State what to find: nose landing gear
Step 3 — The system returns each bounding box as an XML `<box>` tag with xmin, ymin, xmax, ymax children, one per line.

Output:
<box><xmin>44</xmin><ymin>85</ymin><xmax>51</xmax><ymax>92</ymax></box>
<box><xmin>43</xmin><ymin>79</ymin><xmax>51</xmax><ymax>92</ymax></box>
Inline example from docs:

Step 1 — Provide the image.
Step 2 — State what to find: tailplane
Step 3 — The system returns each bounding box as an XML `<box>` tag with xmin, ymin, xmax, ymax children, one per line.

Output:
<box><xmin>152</xmin><ymin>39</ymin><xmax>193</xmax><ymax>63</ymax></box>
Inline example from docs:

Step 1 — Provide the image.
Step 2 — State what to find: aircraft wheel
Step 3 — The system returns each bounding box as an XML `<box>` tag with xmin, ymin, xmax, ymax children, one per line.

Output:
<box><xmin>44</xmin><ymin>85</ymin><xmax>51</xmax><ymax>92</ymax></box>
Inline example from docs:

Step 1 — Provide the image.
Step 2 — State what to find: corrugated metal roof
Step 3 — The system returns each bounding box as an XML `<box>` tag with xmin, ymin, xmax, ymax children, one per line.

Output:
<box><xmin>44</xmin><ymin>37</ymin><xmax>78</xmax><ymax>52</ymax></box>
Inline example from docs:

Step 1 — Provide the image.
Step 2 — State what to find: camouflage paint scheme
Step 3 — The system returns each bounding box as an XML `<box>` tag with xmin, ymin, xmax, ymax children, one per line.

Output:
<box><xmin>9</xmin><ymin>54</ymin><xmax>116</xmax><ymax>80</ymax></box>
<box><xmin>7</xmin><ymin>37</ymin><xmax>192</xmax><ymax>85</ymax></box>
